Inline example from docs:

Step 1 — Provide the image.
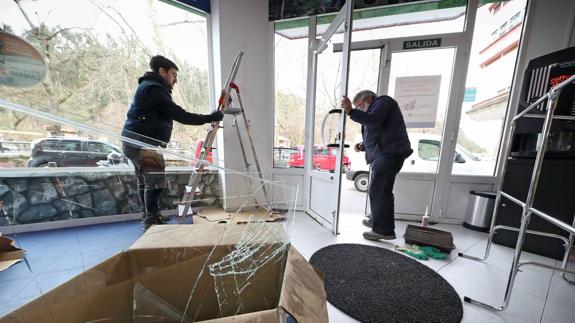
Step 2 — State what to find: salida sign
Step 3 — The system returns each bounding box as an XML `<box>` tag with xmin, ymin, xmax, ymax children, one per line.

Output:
<box><xmin>403</xmin><ymin>38</ymin><xmax>442</xmax><ymax>50</ymax></box>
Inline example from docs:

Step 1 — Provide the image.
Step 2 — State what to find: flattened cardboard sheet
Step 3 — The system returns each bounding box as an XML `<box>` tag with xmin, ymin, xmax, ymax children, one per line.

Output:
<box><xmin>279</xmin><ymin>247</ymin><xmax>329</xmax><ymax>323</ymax></box>
<box><xmin>0</xmin><ymin>235</ymin><xmax>24</xmax><ymax>272</ymax></box>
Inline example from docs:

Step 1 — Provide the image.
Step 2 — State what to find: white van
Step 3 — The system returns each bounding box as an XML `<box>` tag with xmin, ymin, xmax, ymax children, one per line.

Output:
<box><xmin>346</xmin><ymin>133</ymin><xmax>493</xmax><ymax>192</ymax></box>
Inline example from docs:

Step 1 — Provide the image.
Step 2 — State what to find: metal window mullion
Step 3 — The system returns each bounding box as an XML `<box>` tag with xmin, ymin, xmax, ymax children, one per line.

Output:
<box><xmin>332</xmin><ymin>0</ymin><xmax>354</xmax><ymax>235</ymax></box>
<box><xmin>303</xmin><ymin>15</ymin><xmax>318</xmax><ymax>213</ymax></box>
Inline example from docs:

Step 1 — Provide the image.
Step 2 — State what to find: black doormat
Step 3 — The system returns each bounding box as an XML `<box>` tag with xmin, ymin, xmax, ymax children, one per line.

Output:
<box><xmin>310</xmin><ymin>244</ymin><xmax>463</xmax><ymax>323</ymax></box>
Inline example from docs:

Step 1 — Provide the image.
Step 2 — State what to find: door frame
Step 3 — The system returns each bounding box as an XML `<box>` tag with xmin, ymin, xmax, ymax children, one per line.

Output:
<box><xmin>331</xmin><ymin>0</ymin><xmax>481</xmax><ymax>222</ymax></box>
<box><xmin>380</xmin><ymin>32</ymin><xmax>470</xmax><ymax>222</ymax></box>
<box><xmin>303</xmin><ymin>1</ymin><xmax>354</xmax><ymax>234</ymax></box>
<box><xmin>301</xmin><ymin>0</ymin><xmax>490</xmax><ymax>229</ymax></box>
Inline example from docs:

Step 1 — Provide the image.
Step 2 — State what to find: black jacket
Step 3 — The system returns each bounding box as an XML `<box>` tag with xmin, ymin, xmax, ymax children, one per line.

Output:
<box><xmin>349</xmin><ymin>95</ymin><xmax>413</xmax><ymax>164</ymax></box>
<box><xmin>121</xmin><ymin>72</ymin><xmax>214</xmax><ymax>147</ymax></box>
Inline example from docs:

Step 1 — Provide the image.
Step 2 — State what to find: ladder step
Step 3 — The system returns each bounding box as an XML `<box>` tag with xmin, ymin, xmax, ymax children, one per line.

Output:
<box><xmin>178</xmin><ymin>204</ymin><xmax>196</xmax><ymax>216</ymax></box>
<box><xmin>185</xmin><ymin>185</ymin><xmax>201</xmax><ymax>194</ymax></box>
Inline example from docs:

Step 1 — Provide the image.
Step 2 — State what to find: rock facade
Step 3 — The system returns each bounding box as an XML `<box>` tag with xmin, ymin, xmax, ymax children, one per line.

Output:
<box><xmin>0</xmin><ymin>171</ymin><xmax>220</xmax><ymax>226</ymax></box>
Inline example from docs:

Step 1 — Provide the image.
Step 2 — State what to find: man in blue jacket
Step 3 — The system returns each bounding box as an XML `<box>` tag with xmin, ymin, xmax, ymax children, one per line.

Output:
<box><xmin>121</xmin><ymin>55</ymin><xmax>223</xmax><ymax>230</ymax></box>
<box><xmin>342</xmin><ymin>90</ymin><xmax>413</xmax><ymax>240</ymax></box>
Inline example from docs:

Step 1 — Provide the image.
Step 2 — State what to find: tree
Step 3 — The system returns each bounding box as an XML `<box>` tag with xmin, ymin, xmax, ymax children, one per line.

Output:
<box><xmin>275</xmin><ymin>91</ymin><xmax>305</xmax><ymax>146</ymax></box>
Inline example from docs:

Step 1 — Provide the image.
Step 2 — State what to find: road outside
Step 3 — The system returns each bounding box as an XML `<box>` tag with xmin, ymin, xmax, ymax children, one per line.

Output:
<box><xmin>339</xmin><ymin>178</ymin><xmax>368</xmax><ymax>215</ymax></box>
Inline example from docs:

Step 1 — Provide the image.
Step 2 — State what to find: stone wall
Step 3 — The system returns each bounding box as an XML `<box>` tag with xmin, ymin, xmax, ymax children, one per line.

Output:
<box><xmin>0</xmin><ymin>169</ymin><xmax>220</xmax><ymax>226</ymax></box>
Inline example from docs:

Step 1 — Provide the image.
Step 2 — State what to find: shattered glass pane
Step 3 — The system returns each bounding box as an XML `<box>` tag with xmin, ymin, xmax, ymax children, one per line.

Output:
<box><xmin>207</xmin><ymin>221</ymin><xmax>290</xmax><ymax>318</ymax></box>
<box><xmin>0</xmin><ymin>97</ymin><xmax>299</xmax><ymax>323</ymax></box>
<box><xmin>132</xmin><ymin>283</ymin><xmax>188</xmax><ymax>323</ymax></box>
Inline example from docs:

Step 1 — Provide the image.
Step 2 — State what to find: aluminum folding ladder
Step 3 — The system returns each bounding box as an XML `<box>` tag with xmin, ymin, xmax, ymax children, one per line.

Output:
<box><xmin>177</xmin><ymin>52</ymin><xmax>270</xmax><ymax>223</ymax></box>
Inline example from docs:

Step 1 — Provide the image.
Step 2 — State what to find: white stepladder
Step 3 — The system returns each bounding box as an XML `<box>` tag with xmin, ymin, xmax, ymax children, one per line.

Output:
<box><xmin>459</xmin><ymin>74</ymin><xmax>575</xmax><ymax>311</ymax></box>
<box><xmin>177</xmin><ymin>52</ymin><xmax>271</xmax><ymax>223</ymax></box>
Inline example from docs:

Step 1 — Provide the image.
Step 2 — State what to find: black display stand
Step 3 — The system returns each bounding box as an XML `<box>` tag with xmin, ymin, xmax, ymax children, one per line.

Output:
<box><xmin>492</xmin><ymin>46</ymin><xmax>575</xmax><ymax>260</ymax></box>
<box><xmin>493</xmin><ymin>159</ymin><xmax>575</xmax><ymax>260</ymax></box>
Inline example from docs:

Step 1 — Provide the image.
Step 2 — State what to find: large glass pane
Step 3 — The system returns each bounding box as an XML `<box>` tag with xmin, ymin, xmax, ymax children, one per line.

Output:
<box><xmin>452</xmin><ymin>0</ymin><xmax>527</xmax><ymax>176</ymax></box>
<box><xmin>273</xmin><ymin>24</ymin><xmax>307</xmax><ymax>168</ymax></box>
<box><xmin>313</xmin><ymin>25</ymin><xmax>344</xmax><ymax>173</ymax></box>
<box><xmin>309</xmin><ymin>23</ymin><xmax>382</xmax><ymax>174</ymax></box>
<box><xmin>0</xmin><ymin>0</ymin><xmax>209</xmax><ymax>169</ymax></box>
<box><xmin>387</xmin><ymin>48</ymin><xmax>456</xmax><ymax>174</ymax></box>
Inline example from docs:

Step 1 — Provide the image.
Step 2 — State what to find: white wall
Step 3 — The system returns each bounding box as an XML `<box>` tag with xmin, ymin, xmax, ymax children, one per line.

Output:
<box><xmin>516</xmin><ymin>0</ymin><xmax>575</xmax><ymax>70</ymax></box>
<box><xmin>210</xmin><ymin>0</ymin><xmax>274</xmax><ymax>210</ymax></box>
<box><xmin>497</xmin><ymin>0</ymin><xmax>575</xmax><ymax>181</ymax></box>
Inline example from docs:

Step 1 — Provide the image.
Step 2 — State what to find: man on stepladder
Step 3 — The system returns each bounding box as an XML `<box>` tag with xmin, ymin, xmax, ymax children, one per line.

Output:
<box><xmin>121</xmin><ymin>55</ymin><xmax>224</xmax><ymax>230</ymax></box>
<box><xmin>342</xmin><ymin>90</ymin><xmax>413</xmax><ymax>240</ymax></box>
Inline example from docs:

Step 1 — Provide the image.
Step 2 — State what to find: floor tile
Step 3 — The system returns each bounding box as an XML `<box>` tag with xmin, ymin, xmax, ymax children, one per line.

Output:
<box><xmin>543</xmin><ymin>271</ymin><xmax>575</xmax><ymax>311</ymax></box>
<box><xmin>461</xmin><ymin>238</ymin><xmax>559</xmax><ymax>275</ymax></box>
<box><xmin>540</xmin><ymin>302</ymin><xmax>575</xmax><ymax>323</ymax></box>
<box><xmin>439</xmin><ymin>255</ymin><xmax>553</xmax><ymax>299</ymax></box>
<box><xmin>327</xmin><ymin>303</ymin><xmax>358</xmax><ymax>323</ymax></box>
<box><xmin>0</xmin><ymin>261</ymin><xmax>33</xmax><ymax>283</ymax></box>
<box><xmin>0</xmin><ymin>278</ymin><xmax>35</xmax><ymax>303</ymax></box>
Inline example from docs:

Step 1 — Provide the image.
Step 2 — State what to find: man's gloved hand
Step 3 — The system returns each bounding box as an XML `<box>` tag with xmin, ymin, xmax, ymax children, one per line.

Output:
<box><xmin>342</xmin><ymin>96</ymin><xmax>353</xmax><ymax>114</ymax></box>
<box><xmin>209</xmin><ymin>110</ymin><xmax>223</xmax><ymax>122</ymax></box>
<box><xmin>354</xmin><ymin>142</ymin><xmax>365</xmax><ymax>152</ymax></box>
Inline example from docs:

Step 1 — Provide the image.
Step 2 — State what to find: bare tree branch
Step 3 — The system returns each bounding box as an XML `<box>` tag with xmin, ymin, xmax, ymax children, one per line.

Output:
<box><xmin>160</xmin><ymin>20</ymin><xmax>204</xmax><ymax>28</ymax></box>
<box><xmin>108</xmin><ymin>5</ymin><xmax>152</xmax><ymax>55</ymax></box>
<box><xmin>89</xmin><ymin>0</ymin><xmax>151</xmax><ymax>56</ymax></box>
<box><xmin>46</xmin><ymin>27</ymin><xmax>93</xmax><ymax>41</ymax></box>
<box><xmin>10</xmin><ymin>111</ymin><xmax>28</xmax><ymax>129</ymax></box>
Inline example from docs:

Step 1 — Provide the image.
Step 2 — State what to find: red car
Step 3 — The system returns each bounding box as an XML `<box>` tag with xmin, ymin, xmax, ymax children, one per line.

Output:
<box><xmin>289</xmin><ymin>146</ymin><xmax>350</xmax><ymax>172</ymax></box>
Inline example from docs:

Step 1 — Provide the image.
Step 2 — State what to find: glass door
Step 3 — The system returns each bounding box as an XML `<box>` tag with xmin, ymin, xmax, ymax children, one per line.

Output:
<box><xmin>303</xmin><ymin>2</ymin><xmax>353</xmax><ymax>234</ymax></box>
<box><xmin>377</xmin><ymin>35</ymin><xmax>462</xmax><ymax>220</ymax></box>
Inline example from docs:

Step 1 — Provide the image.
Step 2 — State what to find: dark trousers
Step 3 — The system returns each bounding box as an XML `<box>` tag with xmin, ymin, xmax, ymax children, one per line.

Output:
<box><xmin>369</xmin><ymin>154</ymin><xmax>405</xmax><ymax>235</ymax></box>
<box><xmin>123</xmin><ymin>144</ymin><xmax>166</xmax><ymax>224</ymax></box>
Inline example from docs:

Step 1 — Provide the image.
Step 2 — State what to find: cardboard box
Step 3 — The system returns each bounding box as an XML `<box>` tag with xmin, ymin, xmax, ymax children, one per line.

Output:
<box><xmin>1</xmin><ymin>223</ymin><xmax>328</xmax><ymax>323</ymax></box>
<box><xmin>0</xmin><ymin>235</ymin><xmax>24</xmax><ymax>272</ymax></box>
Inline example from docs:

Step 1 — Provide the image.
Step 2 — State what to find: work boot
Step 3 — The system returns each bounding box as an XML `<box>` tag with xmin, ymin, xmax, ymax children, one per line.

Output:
<box><xmin>155</xmin><ymin>214</ymin><xmax>171</xmax><ymax>224</ymax></box>
<box><xmin>142</xmin><ymin>212</ymin><xmax>169</xmax><ymax>231</ymax></box>
<box><xmin>142</xmin><ymin>216</ymin><xmax>162</xmax><ymax>231</ymax></box>
<box><xmin>363</xmin><ymin>230</ymin><xmax>396</xmax><ymax>241</ymax></box>
<box><xmin>145</xmin><ymin>188</ymin><xmax>163</xmax><ymax>216</ymax></box>
<box><xmin>143</xmin><ymin>188</ymin><xmax>165</xmax><ymax>230</ymax></box>
<box><xmin>362</xmin><ymin>218</ymin><xmax>372</xmax><ymax>228</ymax></box>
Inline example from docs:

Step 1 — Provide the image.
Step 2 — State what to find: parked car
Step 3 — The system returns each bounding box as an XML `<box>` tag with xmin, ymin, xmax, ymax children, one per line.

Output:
<box><xmin>27</xmin><ymin>137</ymin><xmax>125</xmax><ymax>167</ymax></box>
<box><xmin>289</xmin><ymin>146</ymin><xmax>351</xmax><ymax>172</ymax></box>
<box><xmin>346</xmin><ymin>134</ymin><xmax>492</xmax><ymax>192</ymax></box>
<box><xmin>274</xmin><ymin>147</ymin><xmax>298</xmax><ymax>168</ymax></box>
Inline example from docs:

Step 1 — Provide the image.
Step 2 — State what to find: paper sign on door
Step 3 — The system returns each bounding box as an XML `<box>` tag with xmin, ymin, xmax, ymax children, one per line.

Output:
<box><xmin>394</xmin><ymin>75</ymin><xmax>441</xmax><ymax>128</ymax></box>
